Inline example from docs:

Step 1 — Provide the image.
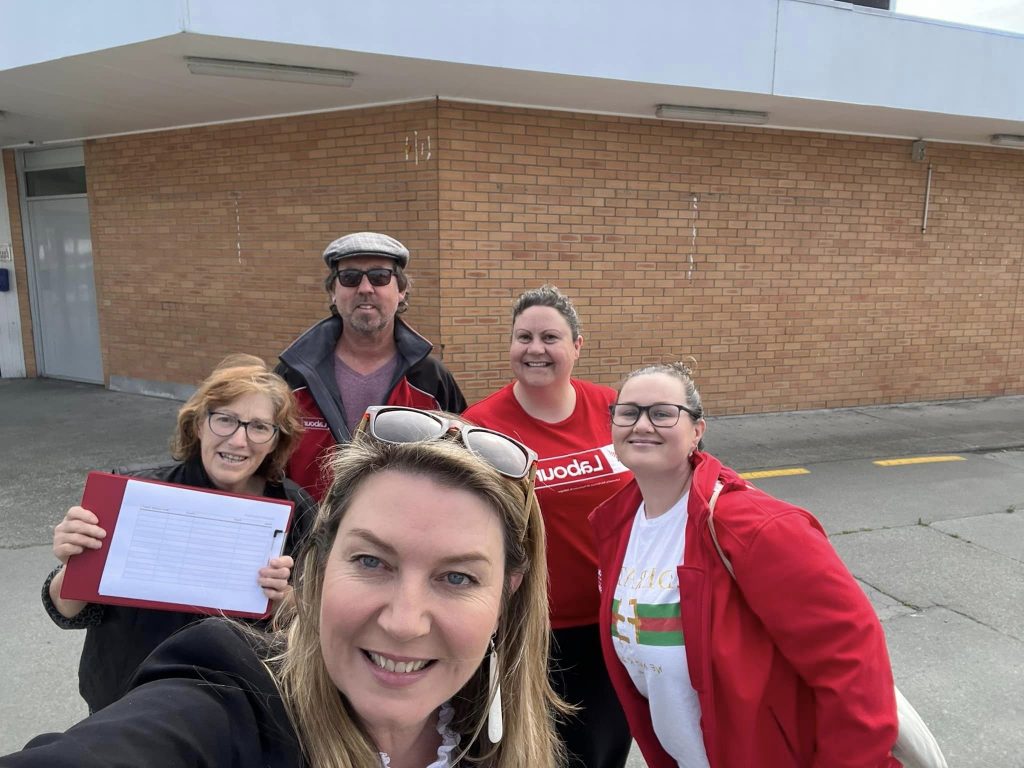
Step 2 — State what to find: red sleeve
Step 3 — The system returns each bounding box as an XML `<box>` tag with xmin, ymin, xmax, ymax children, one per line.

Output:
<box><xmin>286</xmin><ymin>389</ymin><xmax>335</xmax><ymax>501</ymax></box>
<box><xmin>734</xmin><ymin>509</ymin><xmax>899</xmax><ymax>768</ymax></box>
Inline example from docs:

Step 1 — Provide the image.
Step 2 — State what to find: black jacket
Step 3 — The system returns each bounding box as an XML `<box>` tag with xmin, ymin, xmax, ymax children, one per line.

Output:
<box><xmin>3</xmin><ymin>620</ymin><xmax>301</xmax><ymax>767</ymax></box>
<box><xmin>41</xmin><ymin>457</ymin><xmax>316</xmax><ymax>713</ymax></box>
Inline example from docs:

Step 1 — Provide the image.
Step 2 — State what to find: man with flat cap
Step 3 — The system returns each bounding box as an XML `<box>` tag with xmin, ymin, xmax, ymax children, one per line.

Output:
<box><xmin>277</xmin><ymin>232</ymin><xmax>466</xmax><ymax>499</ymax></box>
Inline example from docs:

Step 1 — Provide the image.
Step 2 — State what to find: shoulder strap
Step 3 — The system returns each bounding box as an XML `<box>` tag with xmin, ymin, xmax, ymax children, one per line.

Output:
<box><xmin>706</xmin><ymin>481</ymin><xmax>735</xmax><ymax>579</ymax></box>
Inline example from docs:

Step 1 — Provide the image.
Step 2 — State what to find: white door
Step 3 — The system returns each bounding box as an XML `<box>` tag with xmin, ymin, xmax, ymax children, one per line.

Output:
<box><xmin>25</xmin><ymin>195</ymin><xmax>103</xmax><ymax>383</ymax></box>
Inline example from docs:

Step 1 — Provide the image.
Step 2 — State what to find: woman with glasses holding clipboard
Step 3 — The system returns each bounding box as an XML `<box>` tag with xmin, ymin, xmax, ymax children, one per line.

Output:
<box><xmin>42</xmin><ymin>354</ymin><xmax>316</xmax><ymax>713</ymax></box>
<box><xmin>6</xmin><ymin>407</ymin><xmax>564</xmax><ymax>768</ymax></box>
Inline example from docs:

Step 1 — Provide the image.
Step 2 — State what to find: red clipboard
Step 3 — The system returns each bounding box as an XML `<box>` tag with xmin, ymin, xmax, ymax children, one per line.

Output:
<box><xmin>61</xmin><ymin>471</ymin><xmax>294</xmax><ymax>620</ymax></box>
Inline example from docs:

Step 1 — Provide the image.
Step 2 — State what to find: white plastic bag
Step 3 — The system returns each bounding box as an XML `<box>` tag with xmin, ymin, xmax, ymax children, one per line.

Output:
<box><xmin>892</xmin><ymin>686</ymin><xmax>948</xmax><ymax>768</ymax></box>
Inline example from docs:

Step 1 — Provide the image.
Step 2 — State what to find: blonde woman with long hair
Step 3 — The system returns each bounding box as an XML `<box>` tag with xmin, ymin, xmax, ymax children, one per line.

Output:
<box><xmin>7</xmin><ymin>407</ymin><xmax>564</xmax><ymax>768</ymax></box>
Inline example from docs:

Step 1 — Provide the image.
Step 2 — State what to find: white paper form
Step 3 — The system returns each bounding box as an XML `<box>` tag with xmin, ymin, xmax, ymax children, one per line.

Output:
<box><xmin>98</xmin><ymin>479</ymin><xmax>290</xmax><ymax>615</ymax></box>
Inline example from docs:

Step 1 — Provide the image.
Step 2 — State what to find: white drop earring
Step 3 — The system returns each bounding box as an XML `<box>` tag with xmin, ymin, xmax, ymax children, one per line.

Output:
<box><xmin>487</xmin><ymin>637</ymin><xmax>503</xmax><ymax>743</ymax></box>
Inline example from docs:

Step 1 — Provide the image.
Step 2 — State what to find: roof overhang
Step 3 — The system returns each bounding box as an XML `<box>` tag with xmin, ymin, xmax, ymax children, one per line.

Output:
<box><xmin>2</xmin><ymin>2</ymin><xmax>1023</xmax><ymax>150</ymax></box>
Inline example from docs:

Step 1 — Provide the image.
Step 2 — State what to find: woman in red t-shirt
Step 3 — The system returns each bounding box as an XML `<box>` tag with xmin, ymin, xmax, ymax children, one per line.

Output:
<box><xmin>464</xmin><ymin>285</ymin><xmax>633</xmax><ymax>768</ymax></box>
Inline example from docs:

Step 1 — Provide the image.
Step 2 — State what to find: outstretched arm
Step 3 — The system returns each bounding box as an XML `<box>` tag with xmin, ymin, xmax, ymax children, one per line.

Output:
<box><xmin>0</xmin><ymin>620</ymin><xmax>297</xmax><ymax>767</ymax></box>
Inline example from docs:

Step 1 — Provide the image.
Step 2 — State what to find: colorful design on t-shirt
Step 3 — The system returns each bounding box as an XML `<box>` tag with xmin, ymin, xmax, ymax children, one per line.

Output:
<box><xmin>611</xmin><ymin>598</ymin><xmax>629</xmax><ymax>642</ymax></box>
<box><xmin>617</xmin><ymin>564</ymin><xmax>679</xmax><ymax>591</ymax></box>
<box><xmin>612</xmin><ymin>598</ymin><xmax>684</xmax><ymax>646</ymax></box>
<box><xmin>633</xmin><ymin>601</ymin><xmax>684</xmax><ymax>646</ymax></box>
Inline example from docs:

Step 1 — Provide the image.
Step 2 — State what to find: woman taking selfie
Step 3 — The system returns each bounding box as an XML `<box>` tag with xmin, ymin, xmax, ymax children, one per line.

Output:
<box><xmin>591</xmin><ymin>362</ymin><xmax>900</xmax><ymax>768</ymax></box>
<box><xmin>465</xmin><ymin>286</ymin><xmax>633</xmax><ymax>768</ymax></box>
<box><xmin>42</xmin><ymin>354</ymin><xmax>315</xmax><ymax>713</ymax></box>
<box><xmin>6</xmin><ymin>406</ymin><xmax>563</xmax><ymax>768</ymax></box>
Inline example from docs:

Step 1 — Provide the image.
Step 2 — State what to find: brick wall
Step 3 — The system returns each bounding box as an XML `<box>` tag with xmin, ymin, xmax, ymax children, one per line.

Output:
<box><xmin>9</xmin><ymin>101</ymin><xmax>1023</xmax><ymax>412</ymax></box>
<box><xmin>2</xmin><ymin>150</ymin><xmax>36</xmax><ymax>377</ymax></box>
<box><xmin>84</xmin><ymin>101</ymin><xmax>441</xmax><ymax>387</ymax></box>
<box><xmin>437</xmin><ymin>103</ymin><xmax>1024</xmax><ymax>413</ymax></box>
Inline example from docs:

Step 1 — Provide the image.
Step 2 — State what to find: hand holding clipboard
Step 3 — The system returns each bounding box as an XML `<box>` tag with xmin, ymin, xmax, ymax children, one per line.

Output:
<box><xmin>60</xmin><ymin>472</ymin><xmax>294</xmax><ymax>619</ymax></box>
<box><xmin>48</xmin><ymin>505</ymin><xmax>108</xmax><ymax>621</ymax></box>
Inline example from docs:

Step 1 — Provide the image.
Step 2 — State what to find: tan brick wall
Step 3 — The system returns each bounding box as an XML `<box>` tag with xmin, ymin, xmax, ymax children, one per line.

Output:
<box><xmin>65</xmin><ymin>100</ymin><xmax>1024</xmax><ymax>412</ymax></box>
<box><xmin>437</xmin><ymin>103</ymin><xmax>1024</xmax><ymax>413</ymax></box>
<box><xmin>2</xmin><ymin>149</ymin><xmax>36</xmax><ymax>377</ymax></box>
<box><xmin>85</xmin><ymin>101</ymin><xmax>441</xmax><ymax>387</ymax></box>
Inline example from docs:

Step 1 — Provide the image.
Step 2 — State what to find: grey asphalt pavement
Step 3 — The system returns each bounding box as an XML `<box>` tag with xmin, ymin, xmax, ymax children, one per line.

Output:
<box><xmin>1</xmin><ymin>378</ymin><xmax>1022</xmax><ymax>765</ymax></box>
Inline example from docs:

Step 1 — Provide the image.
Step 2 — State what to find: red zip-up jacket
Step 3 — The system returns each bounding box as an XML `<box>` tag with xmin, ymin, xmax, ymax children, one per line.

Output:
<box><xmin>277</xmin><ymin>315</ymin><xmax>466</xmax><ymax>500</ymax></box>
<box><xmin>590</xmin><ymin>451</ymin><xmax>900</xmax><ymax>768</ymax></box>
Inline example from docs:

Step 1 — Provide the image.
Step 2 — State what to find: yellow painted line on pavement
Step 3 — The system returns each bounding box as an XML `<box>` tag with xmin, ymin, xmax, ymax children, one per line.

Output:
<box><xmin>873</xmin><ymin>455</ymin><xmax>966</xmax><ymax>467</ymax></box>
<box><xmin>740</xmin><ymin>467</ymin><xmax>810</xmax><ymax>480</ymax></box>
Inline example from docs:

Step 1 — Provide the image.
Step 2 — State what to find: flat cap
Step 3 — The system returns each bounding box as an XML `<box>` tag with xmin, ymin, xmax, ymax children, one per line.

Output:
<box><xmin>322</xmin><ymin>232</ymin><xmax>410</xmax><ymax>270</ymax></box>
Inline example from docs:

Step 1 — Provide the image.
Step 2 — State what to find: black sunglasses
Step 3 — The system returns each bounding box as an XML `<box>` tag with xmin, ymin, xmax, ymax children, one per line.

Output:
<box><xmin>334</xmin><ymin>267</ymin><xmax>396</xmax><ymax>288</ymax></box>
<box><xmin>358</xmin><ymin>406</ymin><xmax>538</xmax><ymax>480</ymax></box>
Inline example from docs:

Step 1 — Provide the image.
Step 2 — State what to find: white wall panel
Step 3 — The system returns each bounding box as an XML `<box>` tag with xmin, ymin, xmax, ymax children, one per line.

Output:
<box><xmin>184</xmin><ymin>0</ymin><xmax>779</xmax><ymax>93</ymax></box>
<box><xmin>775</xmin><ymin>0</ymin><xmax>1024</xmax><ymax>121</ymax></box>
<box><xmin>2</xmin><ymin>0</ymin><xmax>1022</xmax><ymax>127</ymax></box>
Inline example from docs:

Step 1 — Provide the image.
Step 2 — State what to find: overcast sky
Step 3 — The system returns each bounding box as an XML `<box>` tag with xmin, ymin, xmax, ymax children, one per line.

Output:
<box><xmin>895</xmin><ymin>0</ymin><xmax>1024</xmax><ymax>34</ymax></box>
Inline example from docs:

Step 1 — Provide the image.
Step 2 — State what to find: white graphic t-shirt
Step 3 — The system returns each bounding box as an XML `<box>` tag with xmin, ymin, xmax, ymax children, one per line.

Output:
<box><xmin>611</xmin><ymin>491</ymin><xmax>710</xmax><ymax>768</ymax></box>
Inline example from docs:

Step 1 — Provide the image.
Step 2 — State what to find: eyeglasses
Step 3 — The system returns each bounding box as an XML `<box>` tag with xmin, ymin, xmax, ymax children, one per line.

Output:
<box><xmin>334</xmin><ymin>268</ymin><xmax>396</xmax><ymax>288</ymax></box>
<box><xmin>357</xmin><ymin>406</ymin><xmax>538</xmax><ymax>480</ymax></box>
<box><xmin>207</xmin><ymin>411</ymin><xmax>279</xmax><ymax>444</ymax></box>
<box><xmin>609</xmin><ymin>402</ymin><xmax>702</xmax><ymax>428</ymax></box>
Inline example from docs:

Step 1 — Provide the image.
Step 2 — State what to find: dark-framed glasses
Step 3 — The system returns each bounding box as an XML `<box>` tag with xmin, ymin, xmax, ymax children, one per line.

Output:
<box><xmin>609</xmin><ymin>402</ymin><xmax>702</xmax><ymax>428</ymax></box>
<box><xmin>334</xmin><ymin>267</ymin><xmax>396</xmax><ymax>288</ymax></box>
<box><xmin>358</xmin><ymin>406</ymin><xmax>538</xmax><ymax>480</ymax></box>
<box><xmin>207</xmin><ymin>411</ymin><xmax>279</xmax><ymax>444</ymax></box>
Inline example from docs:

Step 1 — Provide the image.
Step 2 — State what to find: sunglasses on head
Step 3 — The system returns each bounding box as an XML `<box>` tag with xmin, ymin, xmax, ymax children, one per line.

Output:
<box><xmin>357</xmin><ymin>406</ymin><xmax>537</xmax><ymax>480</ymax></box>
<box><xmin>333</xmin><ymin>267</ymin><xmax>396</xmax><ymax>288</ymax></box>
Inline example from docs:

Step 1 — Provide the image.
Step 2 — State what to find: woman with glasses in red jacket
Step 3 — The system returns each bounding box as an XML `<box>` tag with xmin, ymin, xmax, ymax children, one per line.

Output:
<box><xmin>591</xmin><ymin>361</ymin><xmax>900</xmax><ymax>768</ymax></box>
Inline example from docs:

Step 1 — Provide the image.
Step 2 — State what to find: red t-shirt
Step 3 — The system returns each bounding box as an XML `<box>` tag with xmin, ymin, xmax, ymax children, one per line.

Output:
<box><xmin>464</xmin><ymin>379</ymin><xmax>633</xmax><ymax>628</ymax></box>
